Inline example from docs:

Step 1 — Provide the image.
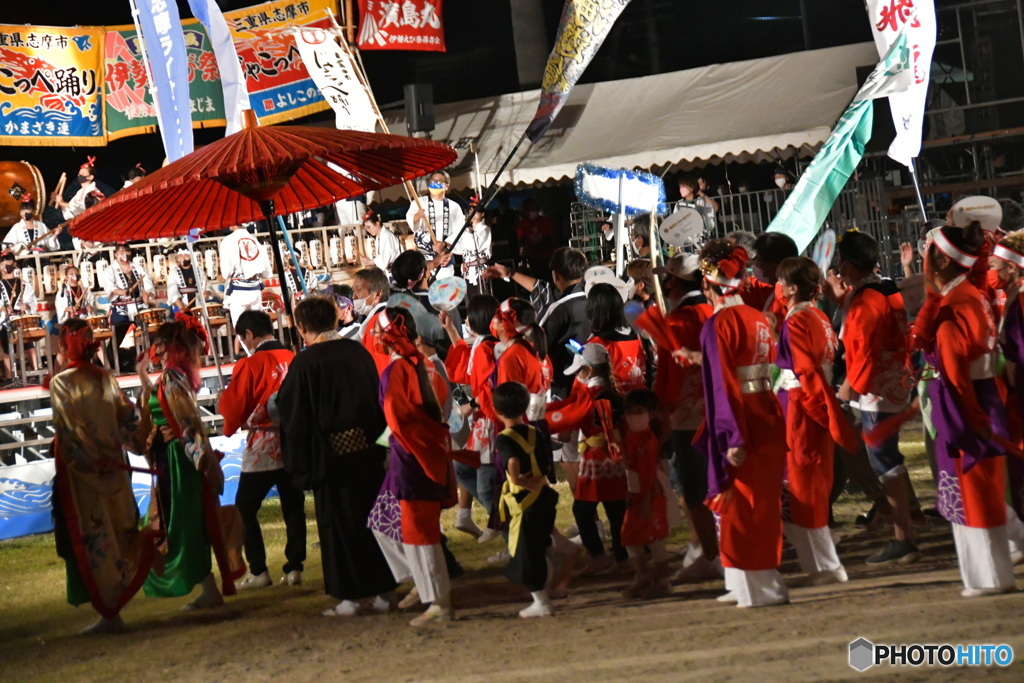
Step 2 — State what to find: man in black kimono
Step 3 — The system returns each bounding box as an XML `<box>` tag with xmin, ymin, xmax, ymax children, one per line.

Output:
<box><xmin>278</xmin><ymin>296</ymin><xmax>398</xmax><ymax>616</ymax></box>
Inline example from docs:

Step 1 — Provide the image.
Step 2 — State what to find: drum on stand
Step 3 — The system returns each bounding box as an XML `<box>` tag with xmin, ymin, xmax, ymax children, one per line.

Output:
<box><xmin>135</xmin><ymin>308</ymin><xmax>167</xmax><ymax>330</ymax></box>
<box><xmin>85</xmin><ymin>314</ymin><xmax>110</xmax><ymax>331</ymax></box>
<box><xmin>8</xmin><ymin>315</ymin><xmax>42</xmax><ymax>333</ymax></box>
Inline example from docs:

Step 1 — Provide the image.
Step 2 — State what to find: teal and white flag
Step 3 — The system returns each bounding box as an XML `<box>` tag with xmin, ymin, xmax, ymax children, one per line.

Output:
<box><xmin>767</xmin><ymin>31</ymin><xmax>913</xmax><ymax>253</ymax></box>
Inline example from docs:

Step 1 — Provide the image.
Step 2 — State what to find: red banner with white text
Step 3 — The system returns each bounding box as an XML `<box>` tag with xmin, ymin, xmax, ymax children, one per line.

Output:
<box><xmin>357</xmin><ymin>0</ymin><xmax>445</xmax><ymax>52</ymax></box>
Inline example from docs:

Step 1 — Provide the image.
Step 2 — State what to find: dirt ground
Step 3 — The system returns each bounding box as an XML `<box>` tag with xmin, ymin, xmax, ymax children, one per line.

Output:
<box><xmin>2</xmin><ymin>436</ymin><xmax>1024</xmax><ymax>681</ymax></box>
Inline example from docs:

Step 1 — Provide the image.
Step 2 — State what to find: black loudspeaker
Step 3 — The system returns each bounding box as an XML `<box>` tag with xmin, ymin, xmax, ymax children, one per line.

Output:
<box><xmin>404</xmin><ymin>83</ymin><xmax>435</xmax><ymax>134</ymax></box>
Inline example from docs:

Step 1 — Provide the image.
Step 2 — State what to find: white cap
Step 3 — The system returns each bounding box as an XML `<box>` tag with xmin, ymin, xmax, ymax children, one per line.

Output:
<box><xmin>563</xmin><ymin>342</ymin><xmax>610</xmax><ymax>375</ymax></box>
<box><xmin>653</xmin><ymin>253</ymin><xmax>700</xmax><ymax>280</ymax></box>
<box><xmin>585</xmin><ymin>274</ymin><xmax>630</xmax><ymax>302</ymax></box>
<box><xmin>950</xmin><ymin>195</ymin><xmax>1002</xmax><ymax>232</ymax></box>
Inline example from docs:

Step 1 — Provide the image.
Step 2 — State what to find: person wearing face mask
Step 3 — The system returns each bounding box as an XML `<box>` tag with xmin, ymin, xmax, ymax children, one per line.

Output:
<box><xmin>360</xmin><ymin>209</ymin><xmax>402</xmax><ymax>273</ymax></box>
<box><xmin>218</xmin><ymin>310</ymin><xmax>306</xmax><ymax>591</ymax></box>
<box><xmin>52</xmin><ymin>157</ymin><xmax>106</xmax><ymax>222</ymax></box>
<box><xmin>100</xmin><ymin>242</ymin><xmax>155</xmax><ymax>372</ymax></box>
<box><xmin>4</xmin><ymin>195</ymin><xmax>58</xmax><ymax>253</ymax></box>
<box><xmin>405</xmin><ymin>170</ymin><xmax>462</xmax><ymax>279</ymax></box>
<box><xmin>349</xmin><ymin>266</ymin><xmax>392</xmax><ymax>372</ymax></box>
<box><xmin>620</xmin><ymin>388</ymin><xmax>672</xmax><ymax>599</ymax></box>
<box><xmin>277</xmin><ymin>296</ymin><xmax>398</xmax><ymax>618</ymax></box>
<box><xmin>911</xmin><ymin>223</ymin><xmax>1021</xmax><ymax>597</ymax></box>
<box><xmin>0</xmin><ymin>251</ymin><xmax>37</xmax><ymax>380</ymax></box>
<box><xmin>166</xmin><ymin>248</ymin><xmax>217</xmax><ymax>314</ymax></box>
<box><xmin>546</xmin><ymin>342</ymin><xmax>627</xmax><ymax>577</ymax></box>
<box><xmin>54</xmin><ymin>265</ymin><xmax>106</xmax><ymax>369</ymax></box>
<box><xmin>629</xmin><ymin>224</ymin><xmax>652</xmax><ymax>260</ymax></box>
<box><xmin>772</xmin><ymin>166</ymin><xmax>795</xmax><ymax>192</ymax></box>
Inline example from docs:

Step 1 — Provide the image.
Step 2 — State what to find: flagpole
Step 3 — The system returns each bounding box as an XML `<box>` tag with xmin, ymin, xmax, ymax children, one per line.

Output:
<box><xmin>129</xmin><ymin>0</ymin><xmax>161</xmax><ymax>134</ymax></box>
<box><xmin>436</xmin><ymin>131</ymin><xmax>532</xmax><ymax>276</ymax></box>
<box><xmin>649</xmin><ymin>202</ymin><xmax>667</xmax><ymax>313</ymax></box>
<box><xmin>908</xmin><ymin>159</ymin><xmax>929</xmax><ymax>221</ymax></box>
<box><xmin>321</xmin><ymin>11</ymin><xmax>427</xmax><ymax>222</ymax></box>
<box><xmin>615</xmin><ymin>174</ymin><xmax>626</xmax><ymax>277</ymax></box>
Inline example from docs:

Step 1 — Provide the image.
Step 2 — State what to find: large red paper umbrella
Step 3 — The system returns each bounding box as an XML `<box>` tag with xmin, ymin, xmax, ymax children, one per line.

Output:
<box><xmin>70</xmin><ymin>112</ymin><xmax>456</xmax><ymax>328</ymax></box>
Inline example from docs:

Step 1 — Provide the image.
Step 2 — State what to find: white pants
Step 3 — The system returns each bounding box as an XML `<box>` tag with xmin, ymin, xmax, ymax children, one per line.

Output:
<box><xmin>783</xmin><ymin>522</ymin><xmax>843</xmax><ymax>575</ymax></box>
<box><xmin>951</xmin><ymin>523</ymin><xmax>1015</xmax><ymax>593</ymax></box>
<box><xmin>555</xmin><ymin>430</ymin><xmax>580</xmax><ymax>463</ymax></box>
<box><xmin>724</xmin><ymin>567</ymin><xmax>789</xmax><ymax>608</ymax></box>
<box><xmin>1004</xmin><ymin>504</ymin><xmax>1024</xmax><ymax>558</ymax></box>
<box><xmin>226</xmin><ymin>289</ymin><xmax>263</xmax><ymax>324</ymax></box>
<box><xmin>372</xmin><ymin>531</ymin><xmax>450</xmax><ymax>606</ymax></box>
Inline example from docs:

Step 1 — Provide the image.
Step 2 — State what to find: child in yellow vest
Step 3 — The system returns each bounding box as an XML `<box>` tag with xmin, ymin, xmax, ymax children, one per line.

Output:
<box><xmin>495</xmin><ymin>381</ymin><xmax>559</xmax><ymax>618</ymax></box>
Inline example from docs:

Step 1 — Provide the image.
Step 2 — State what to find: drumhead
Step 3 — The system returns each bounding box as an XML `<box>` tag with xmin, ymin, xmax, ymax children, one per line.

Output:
<box><xmin>659</xmin><ymin>207</ymin><xmax>704</xmax><ymax>247</ymax></box>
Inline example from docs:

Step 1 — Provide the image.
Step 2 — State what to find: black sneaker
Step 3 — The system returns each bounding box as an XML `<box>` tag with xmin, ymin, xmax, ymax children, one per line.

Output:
<box><xmin>866</xmin><ymin>539</ymin><xmax>920</xmax><ymax>565</ymax></box>
<box><xmin>855</xmin><ymin>501</ymin><xmax>879</xmax><ymax>527</ymax></box>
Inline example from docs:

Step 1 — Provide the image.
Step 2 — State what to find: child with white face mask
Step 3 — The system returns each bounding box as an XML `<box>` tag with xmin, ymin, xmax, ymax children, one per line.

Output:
<box><xmin>619</xmin><ymin>388</ymin><xmax>672</xmax><ymax>599</ymax></box>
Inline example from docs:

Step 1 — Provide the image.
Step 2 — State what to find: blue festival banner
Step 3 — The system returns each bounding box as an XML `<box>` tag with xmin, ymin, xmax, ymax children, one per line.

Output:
<box><xmin>135</xmin><ymin>0</ymin><xmax>195</xmax><ymax>161</ymax></box>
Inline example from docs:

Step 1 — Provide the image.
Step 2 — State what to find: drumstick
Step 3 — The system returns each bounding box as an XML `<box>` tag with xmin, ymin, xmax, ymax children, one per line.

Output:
<box><xmin>50</xmin><ymin>172</ymin><xmax>66</xmax><ymax>208</ymax></box>
<box><xmin>18</xmin><ymin>219</ymin><xmax>70</xmax><ymax>255</ymax></box>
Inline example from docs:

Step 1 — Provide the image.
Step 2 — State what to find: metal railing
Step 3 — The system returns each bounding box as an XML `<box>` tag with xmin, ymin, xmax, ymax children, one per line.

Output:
<box><xmin>571</xmin><ymin>178</ymin><xmax>909</xmax><ymax>278</ymax></box>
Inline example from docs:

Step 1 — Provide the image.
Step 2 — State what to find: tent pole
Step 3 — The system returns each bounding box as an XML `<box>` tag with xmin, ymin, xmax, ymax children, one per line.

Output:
<box><xmin>261</xmin><ymin>200</ymin><xmax>299</xmax><ymax>349</ymax></box>
<box><xmin>615</xmin><ymin>174</ymin><xmax>626</xmax><ymax>277</ymax></box>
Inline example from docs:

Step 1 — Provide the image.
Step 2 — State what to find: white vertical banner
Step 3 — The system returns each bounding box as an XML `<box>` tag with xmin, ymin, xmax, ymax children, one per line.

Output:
<box><xmin>186</xmin><ymin>0</ymin><xmax>251</xmax><ymax>135</ymax></box>
<box><xmin>293</xmin><ymin>29</ymin><xmax>378</xmax><ymax>133</ymax></box>
<box><xmin>865</xmin><ymin>0</ymin><xmax>937</xmax><ymax>167</ymax></box>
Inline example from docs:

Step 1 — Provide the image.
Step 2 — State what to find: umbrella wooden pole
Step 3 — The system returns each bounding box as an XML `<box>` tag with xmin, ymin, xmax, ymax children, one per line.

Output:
<box><xmin>185</xmin><ymin>241</ymin><xmax>226</xmax><ymax>391</ymax></box>
<box><xmin>262</xmin><ymin>201</ymin><xmax>299</xmax><ymax>349</ymax></box>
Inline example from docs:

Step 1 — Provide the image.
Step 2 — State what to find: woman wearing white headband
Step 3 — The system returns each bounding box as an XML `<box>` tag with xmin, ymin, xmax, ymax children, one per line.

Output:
<box><xmin>914</xmin><ymin>222</ymin><xmax>1022</xmax><ymax>597</ymax></box>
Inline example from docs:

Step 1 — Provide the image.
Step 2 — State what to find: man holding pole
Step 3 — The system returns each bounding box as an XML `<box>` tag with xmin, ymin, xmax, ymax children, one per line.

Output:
<box><xmin>406</xmin><ymin>171</ymin><xmax>462</xmax><ymax>279</ymax></box>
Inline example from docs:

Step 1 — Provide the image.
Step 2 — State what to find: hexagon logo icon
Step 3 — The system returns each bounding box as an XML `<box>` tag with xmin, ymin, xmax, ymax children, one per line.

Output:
<box><xmin>849</xmin><ymin>638</ymin><xmax>875</xmax><ymax>672</ymax></box>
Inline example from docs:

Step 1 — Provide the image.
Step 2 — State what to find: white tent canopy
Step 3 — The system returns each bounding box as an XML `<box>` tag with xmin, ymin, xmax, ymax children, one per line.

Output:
<box><xmin>384</xmin><ymin>42</ymin><xmax>880</xmax><ymax>192</ymax></box>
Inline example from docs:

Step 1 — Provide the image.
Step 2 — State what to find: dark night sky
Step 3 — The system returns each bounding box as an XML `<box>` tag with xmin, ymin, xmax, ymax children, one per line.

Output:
<box><xmin>2</xmin><ymin>0</ymin><xmax>873</xmax><ymax>190</ymax></box>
